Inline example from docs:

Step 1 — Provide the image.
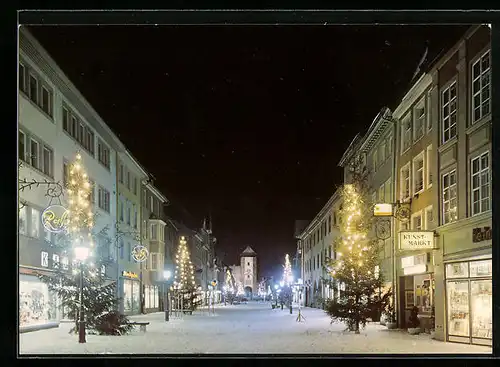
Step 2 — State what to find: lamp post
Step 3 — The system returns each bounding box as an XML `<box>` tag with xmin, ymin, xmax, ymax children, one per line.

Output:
<box><xmin>74</xmin><ymin>245</ymin><xmax>90</xmax><ymax>344</ymax></box>
<box><xmin>164</xmin><ymin>270</ymin><xmax>172</xmax><ymax>322</ymax></box>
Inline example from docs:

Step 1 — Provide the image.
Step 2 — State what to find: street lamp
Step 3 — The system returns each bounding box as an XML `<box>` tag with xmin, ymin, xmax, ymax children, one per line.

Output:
<box><xmin>74</xmin><ymin>244</ymin><xmax>90</xmax><ymax>344</ymax></box>
<box><xmin>164</xmin><ymin>270</ymin><xmax>172</xmax><ymax>322</ymax></box>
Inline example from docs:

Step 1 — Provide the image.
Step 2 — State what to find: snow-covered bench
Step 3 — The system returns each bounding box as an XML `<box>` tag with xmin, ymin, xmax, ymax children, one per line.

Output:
<box><xmin>171</xmin><ymin>309</ymin><xmax>193</xmax><ymax>315</ymax></box>
<box><xmin>128</xmin><ymin>322</ymin><xmax>150</xmax><ymax>332</ymax></box>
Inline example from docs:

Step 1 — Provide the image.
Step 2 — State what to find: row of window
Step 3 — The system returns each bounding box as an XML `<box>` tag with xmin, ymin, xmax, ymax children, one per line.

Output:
<box><xmin>400</xmin><ymin>145</ymin><xmax>433</xmax><ymax>200</ymax></box>
<box><xmin>19</xmin><ymin>130</ymin><xmax>53</xmax><ymax>178</ymax></box>
<box><xmin>401</xmin><ymin>91</ymin><xmax>432</xmax><ymax>154</ymax></box>
<box><xmin>20</xmin><ymin>60</ymin><xmax>111</xmax><ymax>171</ymax></box>
<box><xmin>372</xmin><ymin>133</ymin><xmax>394</xmax><ymax>172</ymax></box>
<box><xmin>143</xmin><ymin>188</ymin><xmax>163</xmax><ymax>217</ymax></box>
<box><xmin>399</xmin><ymin>50</ymin><xmax>491</xmax><ymax>152</ymax></box>
<box><xmin>305</xmin><ymin>245</ymin><xmax>336</xmax><ymax>274</ymax></box>
<box><xmin>440</xmin><ymin>152</ymin><xmax>490</xmax><ymax>225</ymax></box>
<box><xmin>372</xmin><ymin>178</ymin><xmax>392</xmax><ymax>205</ymax></box>
<box><xmin>19</xmin><ymin>62</ymin><xmax>54</xmax><ymax>118</ymax></box>
<box><xmin>62</xmin><ymin>105</ymin><xmax>95</xmax><ymax>156</ymax></box>
<box><xmin>119</xmin><ymin>197</ymin><xmax>138</xmax><ymax>229</ymax></box>
<box><xmin>119</xmin><ymin>162</ymin><xmax>139</xmax><ymax>195</ymax></box>
<box><xmin>303</xmin><ymin>212</ymin><xmax>337</xmax><ymax>252</ymax></box>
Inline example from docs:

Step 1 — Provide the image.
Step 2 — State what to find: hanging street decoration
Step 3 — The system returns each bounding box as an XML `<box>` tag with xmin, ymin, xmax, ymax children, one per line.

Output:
<box><xmin>131</xmin><ymin>245</ymin><xmax>149</xmax><ymax>262</ymax></box>
<box><xmin>41</xmin><ymin>204</ymin><xmax>70</xmax><ymax>233</ymax></box>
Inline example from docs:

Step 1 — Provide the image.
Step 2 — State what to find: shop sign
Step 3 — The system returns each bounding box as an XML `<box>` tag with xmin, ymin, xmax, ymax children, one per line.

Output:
<box><xmin>399</xmin><ymin>231</ymin><xmax>434</xmax><ymax>250</ymax></box>
<box><xmin>401</xmin><ymin>254</ymin><xmax>426</xmax><ymax>268</ymax></box>
<box><xmin>41</xmin><ymin>205</ymin><xmax>70</xmax><ymax>233</ymax></box>
<box><xmin>403</xmin><ymin>264</ymin><xmax>427</xmax><ymax>276</ymax></box>
<box><xmin>374</xmin><ymin>203</ymin><xmax>393</xmax><ymax>217</ymax></box>
<box><xmin>131</xmin><ymin>245</ymin><xmax>149</xmax><ymax>262</ymax></box>
<box><xmin>122</xmin><ymin>271</ymin><xmax>139</xmax><ymax>279</ymax></box>
<box><xmin>472</xmin><ymin>227</ymin><xmax>492</xmax><ymax>243</ymax></box>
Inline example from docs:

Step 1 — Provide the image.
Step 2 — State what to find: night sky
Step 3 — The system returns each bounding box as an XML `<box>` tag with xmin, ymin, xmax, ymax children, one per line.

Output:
<box><xmin>29</xmin><ymin>25</ymin><xmax>469</xmax><ymax>278</ymax></box>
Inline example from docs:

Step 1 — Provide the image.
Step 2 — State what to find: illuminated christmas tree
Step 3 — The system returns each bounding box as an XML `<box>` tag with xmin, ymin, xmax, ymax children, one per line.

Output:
<box><xmin>283</xmin><ymin>254</ymin><xmax>293</xmax><ymax>286</ymax></box>
<box><xmin>172</xmin><ymin>236</ymin><xmax>199</xmax><ymax>311</ymax></box>
<box><xmin>324</xmin><ymin>168</ymin><xmax>387</xmax><ymax>333</ymax></box>
<box><xmin>38</xmin><ymin>152</ymin><xmax>131</xmax><ymax>336</ymax></box>
<box><xmin>236</xmin><ymin>280</ymin><xmax>245</xmax><ymax>296</ymax></box>
<box><xmin>224</xmin><ymin>269</ymin><xmax>236</xmax><ymax>304</ymax></box>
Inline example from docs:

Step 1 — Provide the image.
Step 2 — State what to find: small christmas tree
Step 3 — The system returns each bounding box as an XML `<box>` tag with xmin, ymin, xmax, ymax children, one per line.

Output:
<box><xmin>38</xmin><ymin>153</ymin><xmax>132</xmax><ymax>336</ymax></box>
<box><xmin>282</xmin><ymin>254</ymin><xmax>293</xmax><ymax>308</ymax></box>
<box><xmin>283</xmin><ymin>254</ymin><xmax>293</xmax><ymax>286</ymax></box>
<box><xmin>172</xmin><ymin>236</ymin><xmax>200</xmax><ymax>311</ymax></box>
<box><xmin>224</xmin><ymin>269</ymin><xmax>236</xmax><ymax>304</ymax></box>
<box><xmin>324</xmin><ymin>160</ymin><xmax>386</xmax><ymax>334</ymax></box>
<box><xmin>236</xmin><ymin>281</ymin><xmax>245</xmax><ymax>296</ymax></box>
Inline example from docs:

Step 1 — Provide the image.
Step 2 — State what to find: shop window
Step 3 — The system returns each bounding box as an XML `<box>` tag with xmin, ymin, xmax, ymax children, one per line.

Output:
<box><xmin>124</xmin><ymin>279</ymin><xmax>133</xmax><ymax>312</ymax></box>
<box><xmin>446</xmin><ymin>262</ymin><xmax>469</xmax><ymax>279</ymax></box>
<box><xmin>470</xmin><ymin>280</ymin><xmax>492</xmax><ymax>339</ymax></box>
<box><xmin>469</xmin><ymin>260</ymin><xmax>492</xmax><ymax>278</ymax></box>
<box><xmin>145</xmin><ymin>286</ymin><xmax>151</xmax><ymax>309</ymax></box>
<box><xmin>19</xmin><ymin>275</ymin><xmax>57</xmax><ymax>327</ymax></box>
<box><xmin>153</xmin><ymin>286</ymin><xmax>158</xmax><ymax>308</ymax></box>
<box><xmin>447</xmin><ymin>280</ymin><xmax>470</xmax><ymax>337</ymax></box>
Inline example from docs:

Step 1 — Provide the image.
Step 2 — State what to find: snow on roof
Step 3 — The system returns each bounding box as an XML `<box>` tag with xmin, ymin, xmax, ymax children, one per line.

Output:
<box><xmin>240</xmin><ymin>246</ymin><xmax>257</xmax><ymax>256</ymax></box>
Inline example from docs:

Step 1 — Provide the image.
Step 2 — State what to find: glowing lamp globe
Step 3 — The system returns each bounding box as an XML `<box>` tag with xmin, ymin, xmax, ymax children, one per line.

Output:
<box><xmin>164</xmin><ymin>270</ymin><xmax>172</xmax><ymax>280</ymax></box>
<box><xmin>74</xmin><ymin>246</ymin><xmax>90</xmax><ymax>261</ymax></box>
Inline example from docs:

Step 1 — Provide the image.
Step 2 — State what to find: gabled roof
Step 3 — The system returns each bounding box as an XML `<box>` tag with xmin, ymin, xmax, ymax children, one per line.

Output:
<box><xmin>240</xmin><ymin>246</ymin><xmax>257</xmax><ymax>257</ymax></box>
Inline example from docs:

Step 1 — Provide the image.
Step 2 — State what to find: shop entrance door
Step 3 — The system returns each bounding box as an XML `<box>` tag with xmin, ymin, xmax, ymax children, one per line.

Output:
<box><xmin>399</xmin><ymin>275</ymin><xmax>414</xmax><ymax>329</ymax></box>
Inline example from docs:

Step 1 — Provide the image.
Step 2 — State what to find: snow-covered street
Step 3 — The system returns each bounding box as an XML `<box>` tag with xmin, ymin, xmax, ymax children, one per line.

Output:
<box><xmin>19</xmin><ymin>302</ymin><xmax>492</xmax><ymax>355</ymax></box>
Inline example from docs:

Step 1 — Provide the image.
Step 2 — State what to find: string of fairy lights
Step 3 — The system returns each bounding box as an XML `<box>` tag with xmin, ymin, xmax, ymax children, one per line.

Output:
<box><xmin>331</xmin><ymin>184</ymin><xmax>370</xmax><ymax>278</ymax></box>
<box><xmin>173</xmin><ymin>236</ymin><xmax>196</xmax><ymax>290</ymax></box>
<box><xmin>283</xmin><ymin>253</ymin><xmax>292</xmax><ymax>286</ymax></box>
<box><xmin>66</xmin><ymin>153</ymin><xmax>96</xmax><ymax>275</ymax></box>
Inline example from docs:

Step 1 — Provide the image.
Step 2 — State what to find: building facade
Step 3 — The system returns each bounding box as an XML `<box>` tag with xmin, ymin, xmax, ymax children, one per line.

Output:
<box><xmin>391</xmin><ymin>72</ymin><xmax>437</xmax><ymax>332</ymax></box>
<box><xmin>115</xmin><ymin>151</ymin><xmax>149</xmax><ymax>315</ymax></box>
<box><xmin>141</xmin><ymin>182</ymin><xmax>168</xmax><ymax>313</ymax></box>
<box><xmin>18</xmin><ymin>27</ymin><xmax>119</xmax><ymax>329</ymax></box>
<box><xmin>430</xmin><ymin>25</ymin><xmax>492</xmax><ymax>346</ymax></box>
<box><xmin>240</xmin><ymin>246</ymin><xmax>258</xmax><ymax>296</ymax></box>
<box><xmin>297</xmin><ymin>189</ymin><xmax>342</xmax><ymax>308</ymax></box>
<box><xmin>337</xmin><ymin>25</ymin><xmax>492</xmax><ymax>347</ymax></box>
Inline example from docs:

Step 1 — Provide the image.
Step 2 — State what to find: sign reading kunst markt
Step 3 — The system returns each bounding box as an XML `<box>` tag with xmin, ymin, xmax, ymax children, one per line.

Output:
<box><xmin>399</xmin><ymin>231</ymin><xmax>434</xmax><ymax>251</ymax></box>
